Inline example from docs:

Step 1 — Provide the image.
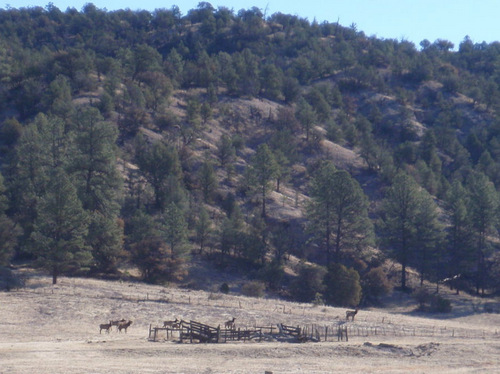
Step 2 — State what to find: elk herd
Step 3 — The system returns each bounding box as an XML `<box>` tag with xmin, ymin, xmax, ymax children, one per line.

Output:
<box><xmin>98</xmin><ymin>309</ymin><xmax>359</xmax><ymax>335</ymax></box>
<box><xmin>99</xmin><ymin>319</ymin><xmax>133</xmax><ymax>334</ymax></box>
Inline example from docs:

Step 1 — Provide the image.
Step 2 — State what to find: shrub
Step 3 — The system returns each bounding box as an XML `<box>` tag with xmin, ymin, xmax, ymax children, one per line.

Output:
<box><xmin>413</xmin><ymin>287</ymin><xmax>452</xmax><ymax>313</ymax></box>
<box><xmin>430</xmin><ymin>295</ymin><xmax>452</xmax><ymax>313</ymax></box>
<box><xmin>362</xmin><ymin>267</ymin><xmax>393</xmax><ymax>304</ymax></box>
<box><xmin>219</xmin><ymin>283</ymin><xmax>229</xmax><ymax>294</ymax></box>
<box><xmin>323</xmin><ymin>263</ymin><xmax>362</xmax><ymax>307</ymax></box>
<box><xmin>241</xmin><ymin>281</ymin><xmax>266</xmax><ymax>298</ymax></box>
<box><xmin>257</xmin><ymin>261</ymin><xmax>285</xmax><ymax>291</ymax></box>
<box><xmin>0</xmin><ymin>267</ymin><xmax>23</xmax><ymax>291</ymax></box>
<box><xmin>312</xmin><ymin>292</ymin><xmax>325</xmax><ymax>306</ymax></box>
<box><xmin>289</xmin><ymin>263</ymin><xmax>326</xmax><ymax>303</ymax></box>
<box><xmin>413</xmin><ymin>287</ymin><xmax>432</xmax><ymax>310</ymax></box>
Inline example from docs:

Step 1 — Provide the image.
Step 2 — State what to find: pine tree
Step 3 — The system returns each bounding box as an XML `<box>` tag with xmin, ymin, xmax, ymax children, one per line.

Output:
<box><xmin>296</xmin><ymin>97</ymin><xmax>317</xmax><ymax>141</ymax></box>
<box><xmin>380</xmin><ymin>172</ymin><xmax>420</xmax><ymax>291</ymax></box>
<box><xmin>198</xmin><ymin>159</ymin><xmax>217</xmax><ymax>203</ymax></box>
<box><xmin>249</xmin><ymin>144</ymin><xmax>278</xmax><ymax>217</ymax></box>
<box><xmin>445</xmin><ymin>180</ymin><xmax>474</xmax><ymax>293</ymax></box>
<box><xmin>71</xmin><ymin>107</ymin><xmax>123</xmax><ymax>272</ymax></box>
<box><xmin>9</xmin><ymin>114</ymin><xmax>71</xmax><ymax>249</ymax></box>
<box><xmin>30</xmin><ymin>169</ymin><xmax>90</xmax><ymax>284</ymax></box>
<box><xmin>412</xmin><ymin>188</ymin><xmax>445</xmax><ymax>286</ymax></box>
<box><xmin>466</xmin><ymin>172</ymin><xmax>499</xmax><ymax>295</ymax></box>
<box><xmin>161</xmin><ymin>202</ymin><xmax>188</xmax><ymax>261</ymax></box>
<box><xmin>307</xmin><ymin>162</ymin><xmax>373</xmax><ymax>264</ymax></box>
<box><xmin>195</xmin><ymin>206</ymin><xmax>213</xmax><ymax>254</ymax></box>
<box><xmin>134</xmin><ymin>136</ymin><xmax>184</xmax><ymax>212</ymax></box>
<box><xmin>0</xmin><ymin>171</ymin><xmax>21</xmax><ymax>265</ymax></box>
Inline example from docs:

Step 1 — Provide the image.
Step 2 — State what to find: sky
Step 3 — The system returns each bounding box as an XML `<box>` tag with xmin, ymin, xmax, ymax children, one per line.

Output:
<box><xmin>4</xmin><ymin>0</ymin><xmax>500</xmax><ymax>49</ymax></box>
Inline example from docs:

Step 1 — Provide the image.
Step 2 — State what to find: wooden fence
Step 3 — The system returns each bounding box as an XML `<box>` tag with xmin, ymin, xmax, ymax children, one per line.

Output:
<box><xmin>149</xmin><ymin>319</ymin><xmax>496</xmax><ymax>343</ymax></box>
<box><xmin>149</xmin><ymin>320</ymin><xmax>263</xmax><ymax>343</ymax></box>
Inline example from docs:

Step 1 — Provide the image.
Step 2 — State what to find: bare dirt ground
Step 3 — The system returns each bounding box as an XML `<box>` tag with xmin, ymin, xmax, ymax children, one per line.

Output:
<box><xmin>1</xmin><ymin>270</ymin><xmax>500</xmax><ymax>374</ymax></box>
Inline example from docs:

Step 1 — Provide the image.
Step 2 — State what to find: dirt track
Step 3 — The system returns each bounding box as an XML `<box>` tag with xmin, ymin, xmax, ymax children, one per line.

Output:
<box><xmin>1</xmin><ymin>271</ymin><xmax>500</xmax><ymax>373</ymax></box>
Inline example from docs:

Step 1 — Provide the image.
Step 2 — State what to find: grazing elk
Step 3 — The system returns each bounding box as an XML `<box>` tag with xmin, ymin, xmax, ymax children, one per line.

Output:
<box><xmin>345</xmin><ymin>308</ymin><xmax>358</xmax><ymax>321</ymax></box>
<box><xmin>99</xmin><ymin>322</ymin><xmax>112</xmax><ymax>334</ymax></box>
<box><xmin>163</xmin><ymin>318</ymin><xmax>179</xmax><ymax>328</ymax></box>
<box><xmin>224</xmin><ymin>317</ymin><xmax>236</xmax><ymax>329</ymax></box>
<box><xmin>118</xmin><ymin>320</ymin><xmax>133</xmax><ymax>333</ymax></box>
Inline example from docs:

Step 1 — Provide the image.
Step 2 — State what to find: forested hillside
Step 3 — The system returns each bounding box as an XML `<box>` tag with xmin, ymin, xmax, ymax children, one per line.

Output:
<box><xmin>1</xmin><ymin>3</ymin><xmax>500</xmax><ymax>306</ymax></box>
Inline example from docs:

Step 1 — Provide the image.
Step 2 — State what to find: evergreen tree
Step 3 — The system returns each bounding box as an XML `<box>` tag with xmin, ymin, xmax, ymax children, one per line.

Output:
<box><xmin>445</xmin><ymin>180</ymin><xmax>474</xmax><ymax>293</ymax></box>
<box><xmin>466</xmin><ymin>172</ymin><xmax>499</xmax><ymax>294</ymax></box>
<box><xmin>195</xmin><ymin>205</ymin><xmax>213</xmax><ymax>254</ymax></box>
<box><xmin>9</xmin><ymin>114</ymin><xmax>72</xmax><ymax>249</ymax></box>
<box><xmin>30</xmin><ymin>169</ymin><xmax>90</xmax><ymax>284</ymax></box>
<box><xmin>296</xmin><ymin>97</ymin><xmax>317</xmax><ymax>141</ymax></box>
<box><xmin>198</xmin><ymin>159</ymin><xmax>217</xmax><ymax>203</ymax></box>
<box><xmin>0</xmin><ymin>171</ymin><xmax>21</xmax><ymax>265</ymax></box>
<box><xmin>249</xmin><ymin>144</ymin><xmax>278</xmax><ymax>217</ymax></box>
<box><xmin>412</xmin><ymin>188</ymin><xmax>445</xmax><ymax>286</ymax></box>
<box><xmin>72</xmin><ymin>107</ymin><xmax>123</xmax><ymax>272</ymax></box>
<box><xmin>307</xmin><ymin>162</ymin><xmax>373</xmax><ymax>264</ymax></box>
<box><xmin>127</xmin><ymin>210</ymin><xmax>167</xmax><ymax>283</ymax></box>
<box><xmin>160</xmin><ymin>202</ymin><xmax>188</xmax><ymax>261</ymax></box>
<box><xmin>134</xmin><ymin>136</ymin><xmax>184</xmax><ymax>212</ymax></box>
<box><xmin>216</xmin><ymin>134</ymin><xmax>236</xmax><ymax>179</ymax></box>
<box><xmin>380</xmin><ymin>172</ymin><xmax>421</xmax><ymax>290</ymax></box>
<box><xmin>219</xmin><ymin>204</ymin><xmax>245</xmax><ymax>258</ymax></box>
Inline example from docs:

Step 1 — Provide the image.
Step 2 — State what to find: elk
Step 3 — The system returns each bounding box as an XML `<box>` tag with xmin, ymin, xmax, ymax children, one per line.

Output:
<box><xmin>345</xmin><ymin>308</ymin><xmax>358</xmax><ymax>321</ymax></box>
<box><xmin>163</xmin><ymin>318</ymin><xmax>179</xmax><ymax>328</ymax></box>
<box><xmin>99</xmin><ymin>322</ymin><xmax>112</xmax><ymax>334</ymax></box>
<box><xmin>118</xmin><ymin>320</ymin><xmax>133</xmax><ymax>333</ymax></box>
<box><xmin>111</xmin><ymin>319</ymin><xmax>126</xmax><ymax>331</ymax></box>
<box><xmin>224</xmin><ymin>317</ymin><xmax>236</xmax><ymax>329</ymax></box>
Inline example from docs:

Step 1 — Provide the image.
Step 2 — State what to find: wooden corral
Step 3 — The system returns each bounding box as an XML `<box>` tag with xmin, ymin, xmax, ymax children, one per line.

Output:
<box><xmin>149</xmin><ymin>318</ymin><xmax>484</xmax><ymax>344</ymax></box>
<box><xmin>149</xmin><ymin>320</ymin><xmax>263</xmax><ymax>343</ymax></box>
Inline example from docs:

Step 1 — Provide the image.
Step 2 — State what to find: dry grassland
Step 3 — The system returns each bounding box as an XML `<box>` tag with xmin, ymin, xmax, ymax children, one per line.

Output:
<box><xmin>1</xmin><ymin>269</ymin><xmax>500</xmax><ymax>373</ymax></box>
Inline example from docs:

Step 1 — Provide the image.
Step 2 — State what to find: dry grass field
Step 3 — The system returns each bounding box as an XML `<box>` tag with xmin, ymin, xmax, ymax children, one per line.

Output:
<box><xmin>1</xmin><ymin>269</ymin><xmax>500</xmax><ymax>373</ymax></box>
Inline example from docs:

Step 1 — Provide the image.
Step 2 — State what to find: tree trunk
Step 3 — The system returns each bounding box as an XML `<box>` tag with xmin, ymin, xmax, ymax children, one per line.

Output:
<box><xmin>261</xmin><ymin>186</ymin><xmax>266</xmax><ymax>217</ymax></box>
<box><xmin>401</xmin><ymin>263</ymin><xmax>407</xmax><ymax>291</ymax></box>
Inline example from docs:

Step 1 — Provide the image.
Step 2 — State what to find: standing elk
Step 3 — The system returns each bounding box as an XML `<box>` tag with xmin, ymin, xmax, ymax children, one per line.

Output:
<box><xmin>163</xmin><ymin>318</ymin><xmax>179</xmax><ymax>328</ymax></box>
<box><xmin>345</xmin><ymin>308</ymin><xmax>358</xmax><ymax>321</ymax></box>
<box><xmin>118</xmin><ymin>320</ymin><xmax>133</xmax><ymax>333</ymax></box>
<box><xmin>99</xmin><ymin>322</ymin><xmax>112</xmax><ymax>334</ymax></box>
<box><xmin>224</xmin><ymin>317</ymin><xmax>236</xmax><ymax>329</ymax></box>
<box><xmin>111</xmin><ymin>319</ymin><xmax>126</xmax><ymax>331</ymax></box>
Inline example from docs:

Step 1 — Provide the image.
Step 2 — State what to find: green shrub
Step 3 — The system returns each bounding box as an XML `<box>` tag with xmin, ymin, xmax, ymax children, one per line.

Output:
<box><xmin>430</xmin><ymin>295</ymin><xmax>452</xmax><ymax>313</ymax></box>
<box><xmin>257</xmin><ymin>261</ymin><xmax>285</xmax><ymax>291</ymax></box>
<box><xmin>289</xmin><ymin>263</ymin><xmax>326</xmax><ymax>303</ymax></box>
<box><xmin>323</xmin><ymin>263</ymin><xmax>362</xmax><ymax>307</ymax></box>
<box><xmin>241</xmin><ymin>281</ymin><xmax>266</xmax><ymax>298</ymax></box>
<box><xmin>312</xmin><ymin>292</ymin><xmax>325</xmax><ymax>306</ymax></box>
<box><xmin>362</xmin><ymin>267</ymin><xmax>393</xmax><ymax>304</ymax></box>
<box><xmin>219</xmin><ymin>283</ymin><xmax>229</xmax><ymax>294</ymax></box>
<box><xmin>413</xmin><ymin>287</ymin><xmax>432</xmax><ymax>311</ymax></box>
<box><xmin>413</xmin><ymin>287</ymin><xmax>452</xmax><ymax>313</ymax></box>
<box><xmin>0</xmin><ymin>267</ymin><xmax>23</xmax><ymax>291</ymax></box>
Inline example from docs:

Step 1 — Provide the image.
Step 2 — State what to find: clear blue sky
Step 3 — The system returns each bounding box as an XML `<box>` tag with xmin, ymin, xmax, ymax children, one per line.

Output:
<box><xmin>5</xmin><ymin>0</ymin><xmax>500</xmax><ymax>49</ymax></box>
